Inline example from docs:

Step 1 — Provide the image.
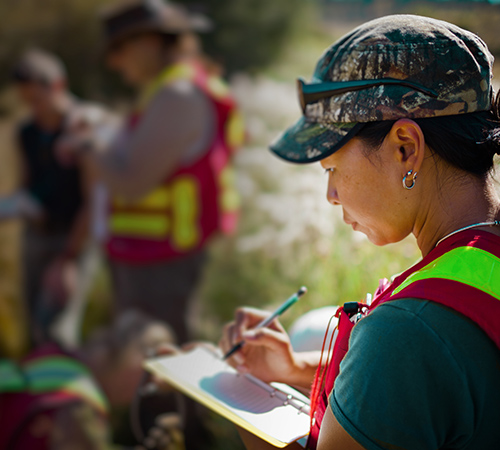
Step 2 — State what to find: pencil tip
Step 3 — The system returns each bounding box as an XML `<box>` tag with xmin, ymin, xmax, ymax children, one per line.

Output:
<box><xmin>298</xmin><ymin>286</ymin><xmax>307</xmax><ymax>296</ymax></box>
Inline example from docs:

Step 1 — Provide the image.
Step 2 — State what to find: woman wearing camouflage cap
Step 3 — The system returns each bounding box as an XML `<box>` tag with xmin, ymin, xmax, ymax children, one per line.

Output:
<box><xmin>220</xmin><ymin>15</ymin><xmax>500</xmax><ymax>449</ymax></box>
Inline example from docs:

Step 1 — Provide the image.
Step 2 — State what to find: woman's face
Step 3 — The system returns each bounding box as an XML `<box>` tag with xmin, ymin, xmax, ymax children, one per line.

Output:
<box><xmin>321</xmin><ymin>136</ymin><xmax>414</xmax><ymax>246</ymax></box>
<box><xmin>106</xmin><ymin>33</ymin><xmax>164</xmax><ymax>87</ymax></box>
<box><xmin>15</xmin><ymin>81</ymin><xmax>61</xmax><ymax>117</ymax></box>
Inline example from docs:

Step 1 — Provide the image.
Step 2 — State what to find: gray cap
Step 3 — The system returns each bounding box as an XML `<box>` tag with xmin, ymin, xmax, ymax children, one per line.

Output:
<box><xmin>12</xmin><ymin>49</ymin><xmax>66</xmax><ymax>85</ymax></box>
<box><xmin>101</xmin><ymin>0</ymin><xmax>212</xmax><ymax>51</ymax></box>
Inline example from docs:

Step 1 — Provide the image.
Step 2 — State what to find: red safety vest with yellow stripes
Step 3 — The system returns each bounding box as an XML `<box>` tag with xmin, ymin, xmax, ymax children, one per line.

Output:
<box><xmin>307</xmin><ymin>229</ymin><xmax>500</xmax><ymax>449</ymax></box>
<box><xmin>106</xmin><ymin>61</ymin><xmax>244</xmax><ymax>263</ymax></box>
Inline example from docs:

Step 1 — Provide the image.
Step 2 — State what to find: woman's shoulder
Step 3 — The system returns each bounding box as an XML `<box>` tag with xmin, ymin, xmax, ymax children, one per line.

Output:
<box><xmin>332</xmin><ymin>298</ymin><xmax>500</xmax><ymax>449</ymax></box>
<box><xmin>363</xmin><ymin>298</ymin><xmax>490</xmax><ymax>340</ymax></box>
<box><xmin>355</xmin><ymin>298</ymin><xmax>500</xmax><ymax>370</ymax></box>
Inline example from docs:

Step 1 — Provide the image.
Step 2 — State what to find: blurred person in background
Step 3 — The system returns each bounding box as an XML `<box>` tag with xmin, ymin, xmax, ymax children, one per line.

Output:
<box><xmin>0</xmin><ymin>310</ymin><xmax>184</xmax><ymax>450</ymax></box>
<box><xmin>10</xmin><ymin>49</ymin><xmax>120</xmax><ymax>345</ymax></box>
<box><xmin>10</xmin><ymin>49</ymin><xmax>99</xmax><ymax>344</ymax></box>
<box><xmin>60</xmin><ymin>0</ymin><xmax>244</xmax><ymax>344</ymax></box>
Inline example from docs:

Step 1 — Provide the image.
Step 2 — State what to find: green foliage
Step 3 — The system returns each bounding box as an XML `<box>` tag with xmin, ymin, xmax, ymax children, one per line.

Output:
<box><xmin>179</xmin><ymin>0</ymin><xmax>311</xmax><ymax>74</ymax></box>
<box><xmin>0</xmin><ymin>0</ymin><xmax>111</xmax><ymax>98</ymax></box>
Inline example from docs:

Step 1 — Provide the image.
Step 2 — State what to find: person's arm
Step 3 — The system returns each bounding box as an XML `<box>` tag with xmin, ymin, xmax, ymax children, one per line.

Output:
<box><xmin>317</xmin><ymin>407</ymin><xmax>366</xmax><ymax>450</ymax></box>
<box><xmin>84</xmin><ymin>81</ymin><xmax>208</xmax><ymax>200</ymax></box>
<box><xmin>236</xmin><ymin>411</ymin><xmax>366</xmax><ymax>450</ymax></box>
<box><xmin>63</xmin><ymin>159</ymin><xmax>93</xmax><ymax>258</ymax></box>
<box><xmin>326</xmin><ymin>301</ymin><xmax>477</xmax><ymax>450</ymax></box>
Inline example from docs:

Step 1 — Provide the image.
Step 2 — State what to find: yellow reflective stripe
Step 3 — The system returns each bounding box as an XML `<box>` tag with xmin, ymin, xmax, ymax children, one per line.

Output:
<box><xmin>110</xmin><ymin>214</ymin><xmax>169</xmax><ymax>238</ymax></box>
<box><xmin>140</xmin><ymin>188</ymin><xmax>169</xmax><ymax>209</ymax></box>
<box><xmin>391</xmin><ymin>246</ymin><xmax>500</xmax><ymax>300</ymax></box>
<box><xmin>206</xmin><ymin>75</ymin><xmax>230</xmax><ymax>99</ymax></box>
<box><xmin>219</xmin><ymin>166</ymin><xmax>240</xmax><ymax>212</ymax></box>
<box><xmin>171</xmin><ymin>177</ymin><xmax>200</xmax><ymax>250</ymax></box>
<box><xmin>110</xmin><ymin>177</ymin><xmax>203</xmax><ymax>245</ymax></box>
<box><xmin>225</xmin><ymin>109</ymin><xmax>245</xmax><ymax>149</ymax></box>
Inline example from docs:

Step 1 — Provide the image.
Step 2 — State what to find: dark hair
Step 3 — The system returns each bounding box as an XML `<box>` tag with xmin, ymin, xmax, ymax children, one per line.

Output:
<box><xmin>356</xmin><ymin>93</ymin><xmax>500</xmax><ymax>177</ymax></box>
<box><xmin>161</xmin><ymin>33</ymin><xmax>180</xmax><ymax>48</ymax></box>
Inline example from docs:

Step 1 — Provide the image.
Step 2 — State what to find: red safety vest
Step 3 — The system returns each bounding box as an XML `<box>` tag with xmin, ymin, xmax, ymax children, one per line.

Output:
<box><xmin>307</xmin><ymin>229</ymin><xmax>500</xmax><ymax>449</ymax></box>
<box><xmin>106</xmin><ymin>61</ymin><xmax>244</xmax><ymax>263</ymax></box>
<box><xmin>0</xmin><ymin>344</ymin><xmax>108</xmax><ymax>450</ymax></box>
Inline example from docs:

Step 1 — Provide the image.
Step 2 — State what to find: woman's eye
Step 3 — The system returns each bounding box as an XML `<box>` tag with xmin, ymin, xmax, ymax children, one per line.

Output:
<box><xmin>324</xmin><ymin>168</ymin><xmax>334</xmax><ymax>175</ymax></box>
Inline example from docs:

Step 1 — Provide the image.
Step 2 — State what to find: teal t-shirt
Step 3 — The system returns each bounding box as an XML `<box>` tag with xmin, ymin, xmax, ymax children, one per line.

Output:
<box><xmin>330</xmin><ymin>299</ymin><xmax>500</xmax><ymax>450</ymax></box>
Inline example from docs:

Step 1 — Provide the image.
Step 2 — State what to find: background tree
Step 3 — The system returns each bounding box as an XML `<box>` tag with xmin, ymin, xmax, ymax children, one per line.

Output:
<box><xmin>0</xmin><ymin>0</ymin><xmax>307</xmax><ymax>100</ymax></box>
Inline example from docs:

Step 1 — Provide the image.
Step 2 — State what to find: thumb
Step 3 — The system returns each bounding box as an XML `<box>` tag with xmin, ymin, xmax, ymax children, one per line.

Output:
<box><xmin>242</xmin><ymin>327</ymin><xmax>290</xmax><ymax>352</ymax></box>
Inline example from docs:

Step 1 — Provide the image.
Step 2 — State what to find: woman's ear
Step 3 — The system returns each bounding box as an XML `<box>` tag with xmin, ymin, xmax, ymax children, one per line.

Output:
<box><xmin>386</xmin><ymin>119</ymin><xmax>426</xmax><ymax>174</ymax></box>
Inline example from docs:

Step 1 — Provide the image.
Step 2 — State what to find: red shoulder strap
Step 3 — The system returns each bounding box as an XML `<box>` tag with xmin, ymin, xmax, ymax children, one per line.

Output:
<box><xmin>379</xmin><ymin>229</ymin><xmax>500</xmax><ymax>350</ymax></box>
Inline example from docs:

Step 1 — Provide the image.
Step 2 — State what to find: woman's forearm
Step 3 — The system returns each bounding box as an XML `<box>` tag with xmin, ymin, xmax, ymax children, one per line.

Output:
<box><xmin>288</xmin><ymin>351</ymin><xmax>322</xmax><ymax>390</ymax></box>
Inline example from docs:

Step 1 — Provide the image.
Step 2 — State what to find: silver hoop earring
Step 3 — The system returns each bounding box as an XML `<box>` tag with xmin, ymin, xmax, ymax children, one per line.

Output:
<box><xmin>403</xmin><ymin>170</ymin><xmax>418</xmax><ymax>190</ymax></box>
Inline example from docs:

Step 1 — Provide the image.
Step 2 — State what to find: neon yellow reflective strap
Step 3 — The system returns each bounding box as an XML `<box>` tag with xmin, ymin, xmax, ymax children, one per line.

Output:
<box><xmin>139</xmin><ymin>63</ymin><xmax>196</xmax><ymax>110</ymax></box>
<box><xmin>171</xmin><ymin>176</ymin><xmax>200</xmax><ymax>250</ymax></box>
<box><xmin>391</xmin><ymin>246</ymin><xmax>500</xmax><ymax>300</ymax></box>
<box><xmin>206</xmin><ymin>75</ymin><xmax>230</xmax><ymax>99</ymax></box>
<box><xmin>225</xmin><ymin>109</ymin><xmax>245</xmax><ymax>149</ymax></box>
<box><xmin>110</xmin><ymin>176</ymin><xmax>202</xmax><ymax>243</ymax></box>
<box><xmin>110</xmin><ymin>214</ymin><xmax>169</xmax><ymax>238</ymax></box>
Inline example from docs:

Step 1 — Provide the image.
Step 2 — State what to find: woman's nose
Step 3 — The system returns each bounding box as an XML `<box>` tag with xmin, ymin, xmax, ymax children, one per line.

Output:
<box><xmin>326</xmin><ymin>176</ymin><xmax>340</xmax><ymax>205</ymax></box>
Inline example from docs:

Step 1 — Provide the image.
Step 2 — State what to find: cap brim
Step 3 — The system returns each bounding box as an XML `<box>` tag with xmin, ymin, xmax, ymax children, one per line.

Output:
<box><xmin>270</xmin><ymin>116</ymin><xmax>364</xmax><ymax>164</ymax></box>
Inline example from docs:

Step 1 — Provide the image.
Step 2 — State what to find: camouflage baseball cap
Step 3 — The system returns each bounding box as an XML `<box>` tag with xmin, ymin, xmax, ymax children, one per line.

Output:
<box><xmin>270</xmin><ymin>14</ymin><xmax>494</xmax><ymax>164</ymax></box>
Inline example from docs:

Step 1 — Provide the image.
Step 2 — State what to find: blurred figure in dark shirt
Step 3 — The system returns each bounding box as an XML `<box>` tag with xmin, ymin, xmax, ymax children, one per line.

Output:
<box><xmin>11</xmin><ymin>49</ymin><xmax>113</xmax><ymax>343</ymax></box>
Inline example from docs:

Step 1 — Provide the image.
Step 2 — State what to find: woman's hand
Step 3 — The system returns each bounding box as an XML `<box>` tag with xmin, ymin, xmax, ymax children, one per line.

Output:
<box><xmin>219</xmin><ymin>307</ymin><xmax>301</xmax><ymax>385</ymax></box>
